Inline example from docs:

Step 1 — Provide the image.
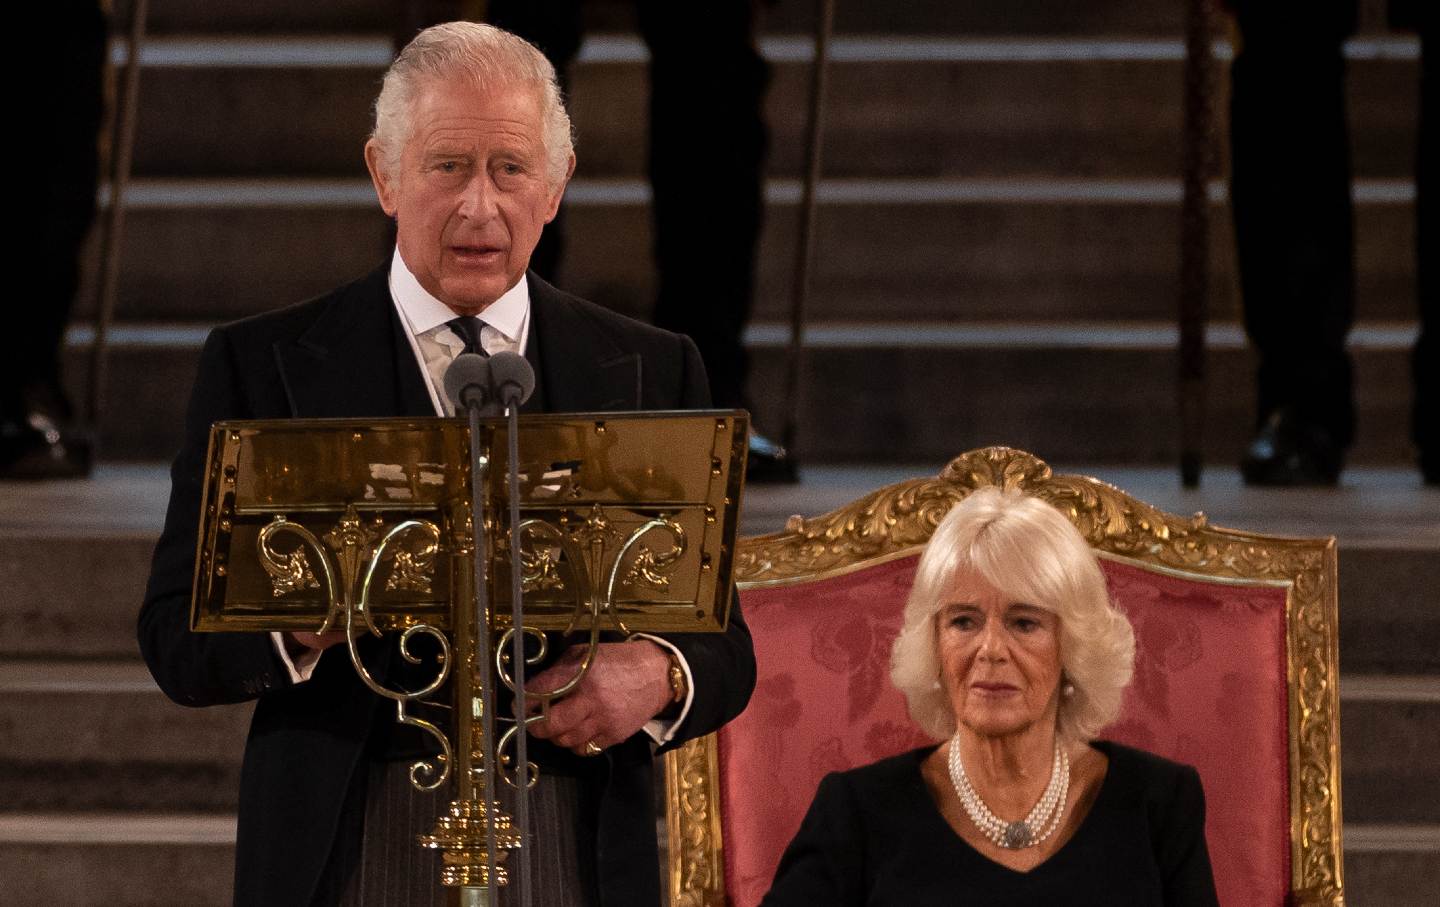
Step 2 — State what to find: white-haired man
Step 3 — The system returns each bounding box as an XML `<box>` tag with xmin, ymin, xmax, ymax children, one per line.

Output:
<box><xmin>139</xmin><ymin>23</ymin><xmax>755</xmax><ymax>907</ymax></box>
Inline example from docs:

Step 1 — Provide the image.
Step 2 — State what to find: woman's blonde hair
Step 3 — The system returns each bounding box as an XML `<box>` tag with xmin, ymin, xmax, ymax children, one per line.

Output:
<box><xmin>889</xmin><ymin>487</ymin><xmax>1135</xmax><ymax>745</ymax></box>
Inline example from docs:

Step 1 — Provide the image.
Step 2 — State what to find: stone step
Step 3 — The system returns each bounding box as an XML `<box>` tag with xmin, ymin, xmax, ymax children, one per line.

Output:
<box><xmin>1341</xmin><ymin>830</ymin><xmax>1440</xmax><ymax>907</ymax></box>
<box><xmin>0</xmin><ymin>664</ymin><xmax>249</xmax><ymax>813</ymax></box>
<box><xmin>74</xmin><ymin>185</ymin><xmax>1418</xmax><ymax>325</ymax></box>
<box><xmin>1</xmin><ymin>662</ymin><xmax>1432</xmax><ymax>819</ymax></box>
<box><xmin>50</xmin><ymin>327</ymin><xmax>1424</xmax><ymax>464</ymax></box>
<box><xmin>1339</xmin><ymin>685</ymin><xmax>1440</xmax><ymax>824</ymax></box>
<box><xmin>0</xmin><ymin>820</ymin><xmax>1433</xmax><ymax>906</ymax></box>
<box><xmin>0</xmin><ymin>815</ymin><xmax>234</xmax><ymax>907</ymax></box>
<box><xmin>4</xmin><ymin>467</ymin><xmax>1438</xmax><ymax>670</ymax></box>
<box><xmin>1336</xmin><ymin>545</ymin><xmax>1440</xmax><ymax>677</ymax></box>
<box><xmin>741</xmin><ymin>333</ymin><xmax>1420</xmax><ymax>466</ymax></box>
<box><xmin>128</xmin><ymin>0</ymin><xmax>1410</xmax><ymax>42</ymax></box>
<box><xmin>129</xmin><ymin>0</ymin><xmax>1194</xmax><ymax>38</ymax></box>
<box><xmin>0</xmin><ymin>835</ymin><xmax>1428</xmax><ymax>907</ymax></box>
<box><xmin>738</xmin><ymin>466</ymin><xmax>1440</xmax><ymax>673</ymax></box>
<box><xmin>122</xmin><ymin>38</ymin><xmax>1418</xmax><ymax>181</ymax></box>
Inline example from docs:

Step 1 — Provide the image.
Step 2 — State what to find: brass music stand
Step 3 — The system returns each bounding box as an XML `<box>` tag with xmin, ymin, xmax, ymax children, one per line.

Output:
<box><xmin>191</xmin><ymin>411</ymin><xmax>747</xmax><ymax>905</ymax></box>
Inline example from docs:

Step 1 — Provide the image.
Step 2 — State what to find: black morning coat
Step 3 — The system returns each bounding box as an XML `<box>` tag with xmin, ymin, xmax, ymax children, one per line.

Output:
<box><xmin>138</xmin><ymin>267</ymin><xmax>757</xmax><ymax>907</ymax></box>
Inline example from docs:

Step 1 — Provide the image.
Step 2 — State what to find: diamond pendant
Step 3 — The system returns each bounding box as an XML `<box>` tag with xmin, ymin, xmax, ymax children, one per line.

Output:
<box><xmin>1002</xmin><ymin>821</ymin><xmax>1033</xmax><ymax>849</ymax></box>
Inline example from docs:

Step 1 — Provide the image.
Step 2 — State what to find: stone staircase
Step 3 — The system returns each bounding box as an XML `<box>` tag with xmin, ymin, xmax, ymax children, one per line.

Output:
<box><xmin>70</xmin><ymin>0</ymin><xmax>1422</xmax><ymax>466</ymax></box>
<box><xmin>1</xmin><ymin>466</ymin><xmax>1438</xmax><ymax>904</ymax></box>
<box><xmin>6</xmin><ymin>0</ymin><xmax>1434</xmax><ymax>903</ymax></box>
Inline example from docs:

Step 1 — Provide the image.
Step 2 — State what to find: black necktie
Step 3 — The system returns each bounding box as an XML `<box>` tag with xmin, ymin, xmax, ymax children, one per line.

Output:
<box><xmin>446</xmin><ymin>315</ymin><xmax>488</xmax><ymax>357</ymax></box>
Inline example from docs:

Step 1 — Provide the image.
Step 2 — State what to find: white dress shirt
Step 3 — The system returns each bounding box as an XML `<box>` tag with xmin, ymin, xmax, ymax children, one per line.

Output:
<box><xmin>388</xmin><ymin>245</ymin><xmax>531</xmax><ymax>413</ymax></box>
<box><xmin>274</xmin><ymin>249</ymin><xmax>694</xmax><ymax>744</ymax></box>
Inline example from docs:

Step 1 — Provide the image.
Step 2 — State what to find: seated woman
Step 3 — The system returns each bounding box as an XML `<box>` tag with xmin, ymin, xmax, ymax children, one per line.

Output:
<box><xmin>762</xmin><ymin>487</ymin><xmax>1218</xmax><ymax>906</ymax></box>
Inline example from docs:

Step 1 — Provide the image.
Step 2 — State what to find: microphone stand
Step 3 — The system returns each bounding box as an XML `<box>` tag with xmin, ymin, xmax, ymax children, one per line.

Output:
<box><xmin>438</xmin><ymin>351</ymin><xmax>535</xmax><ymax>907</ymax></box>
<box><xmin>463</xmin><ymin>397</ymin><xmax>502</xmax><ymax>907</ymax></box>
<box><xmin>504</xmin><ymin>394</ymin><xmax>530</xmax><ymax>907</ymax></box>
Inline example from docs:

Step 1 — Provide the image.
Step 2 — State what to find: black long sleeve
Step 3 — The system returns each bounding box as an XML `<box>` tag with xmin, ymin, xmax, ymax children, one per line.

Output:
<box><xmin>137</xmin><ymin>328</ymin><xmax>290</xmax><ymax>708</ymax></box>
<box><xmin>1154</xmin><ymin>765</ymin><xmax>1220</xmax><ymax>907</ymax></box>
<box><xmin>761</xmin><ymin>772</ymin><xmax>868</xmax><ymax>907</ymax></box>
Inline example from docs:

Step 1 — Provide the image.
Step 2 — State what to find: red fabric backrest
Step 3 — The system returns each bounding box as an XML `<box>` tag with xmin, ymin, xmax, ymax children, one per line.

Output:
<box><xmin>717</xmin><ymin>554</ymin><xmax>1291</xmax><ymax>907</ymax></box>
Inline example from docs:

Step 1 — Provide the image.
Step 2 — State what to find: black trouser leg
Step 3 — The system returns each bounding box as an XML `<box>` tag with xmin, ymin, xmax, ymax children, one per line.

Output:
<box><xmin>639</xmin><ymin>0</ymin><xmax>768</xmax><ymax>409</ymax></box>
<box><xmin>1414</xmin><ymin>26</ymin><xmax>1437</xmax><ymax>473</ymax></box>
<box><xmin>15</xmin><ymin>1</ymin><xmax>105</xmax><ymax>426</ymax></box>
<box><xmin>1230</xmin><ymin>3</ymin><xmax>1358</xmax><ymax>448</ymax></box>
<box><xmin>487</xmin><ymin>0</ymin><xmax>584</xmax><ymax>283</ymax></box>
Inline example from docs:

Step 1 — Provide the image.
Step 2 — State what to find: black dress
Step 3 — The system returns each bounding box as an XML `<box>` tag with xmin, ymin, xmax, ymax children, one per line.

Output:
<box><xmin>761</xmin><ymin>740</ymin><xmax>1219</xmax><ymax>907</ymax></box>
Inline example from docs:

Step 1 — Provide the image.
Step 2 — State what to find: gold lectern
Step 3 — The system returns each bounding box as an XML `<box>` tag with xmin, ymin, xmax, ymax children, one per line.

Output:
<box><xmin>191</xmin><ymin>411</ymin><xmax>747</xmax><ymax>904</ymax></box>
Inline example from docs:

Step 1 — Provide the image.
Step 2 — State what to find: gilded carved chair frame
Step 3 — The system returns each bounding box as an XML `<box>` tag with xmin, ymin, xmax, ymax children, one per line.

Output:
<box><xmin>663</xmin><ymin>447</ymin><xmax>1344</xmax><ymax>907</ymax></box>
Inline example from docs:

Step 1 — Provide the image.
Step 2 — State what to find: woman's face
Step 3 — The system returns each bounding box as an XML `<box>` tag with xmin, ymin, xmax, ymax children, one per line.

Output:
<box><xmin>936</xmin><ymin>571</ymin><xmax>1063</xmax><ymax>741</ymax></box>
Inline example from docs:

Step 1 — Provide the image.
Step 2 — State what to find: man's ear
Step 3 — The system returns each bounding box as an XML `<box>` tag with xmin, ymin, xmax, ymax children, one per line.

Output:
<box><xmin>544</xmin><ymin>153</ymin><xmax>577</xmax><ymax>224</ymax></box>
<box><xmin>364</xmin><ymin>140</ymin><xmax>398</xmax><ymax>217</ymax></box>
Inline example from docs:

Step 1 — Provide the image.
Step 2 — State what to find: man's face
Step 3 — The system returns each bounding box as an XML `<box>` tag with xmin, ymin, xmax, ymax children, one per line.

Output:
<box><xmin>365</xmin><ymin>78</ymin><xmax>573</xmax><ymax>314</ymax></box>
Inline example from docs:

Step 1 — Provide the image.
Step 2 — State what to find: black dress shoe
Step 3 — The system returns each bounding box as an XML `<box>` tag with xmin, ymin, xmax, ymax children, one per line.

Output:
<box><xmin>0</xmin><ymin>411</ymin><xmax>92</xmax><ymax>480</ymax></box>
<box><xmin>745</xmin><ymin>430</ymin><xmax>798</xmax><ymax>484</ymax></box>
<box><xmin>1240</xmin><ymin>409</ymin><xmax>1343</xmax><ymax>487</ymax></box>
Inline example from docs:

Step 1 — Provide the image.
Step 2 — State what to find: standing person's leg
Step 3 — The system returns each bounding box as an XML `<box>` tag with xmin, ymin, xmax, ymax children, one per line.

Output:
<box><xmin>638</xmin><ymin>0</ymin><xmax>766</xmax><ymax>410</ymax></box>
<box><xmin>1231</xmin><ymin>0</ymin><xmax>1358</xmax><ymax>484</ymax></box>
<box><xmin>638</xmin><ymin>1</ymin><xmax>792</xmax><ymax>478</ymax></box>
<box><xmin>634</xmin><ymin>2</ymin><xmax>762</xmax><ymax>391</ymax></box>
<box><xmin>487</xmin><ymin>0</ymin><xmax>585</xmax><ymax>282</ymax></box>
<box><xmin>5</xmin><ymin>0</ymin><xmax>105</xmax><ymax>478</ymax></box>
<box><xmin>1412</xmin><ymin>18</ymin><xmax>1437</xmax><ymax>482</ymax></box>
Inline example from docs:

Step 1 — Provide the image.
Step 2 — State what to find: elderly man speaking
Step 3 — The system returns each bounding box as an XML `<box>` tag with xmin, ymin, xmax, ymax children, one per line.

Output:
<box><xmin>138</xmin><ymin>22</ymin><xmax>755</xmax><ymax>907</ymax></box>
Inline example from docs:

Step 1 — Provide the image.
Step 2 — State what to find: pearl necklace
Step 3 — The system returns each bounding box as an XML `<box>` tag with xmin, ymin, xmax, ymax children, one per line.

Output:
<box><xmin>947</xmin><ymin>733</ymin><xmax>1070</xmax><ymax>850</ymax></box>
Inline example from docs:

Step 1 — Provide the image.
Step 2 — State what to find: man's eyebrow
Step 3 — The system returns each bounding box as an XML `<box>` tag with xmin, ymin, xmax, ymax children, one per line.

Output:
<box><xmin>421</xmin><ymin>137</ymin><xmax>474</xmax><ymax>150</ymax></box>
<box><xmin>421</xmin><ymin>147</ymin><xmax>471</xmax><ymax>159</ymax></box>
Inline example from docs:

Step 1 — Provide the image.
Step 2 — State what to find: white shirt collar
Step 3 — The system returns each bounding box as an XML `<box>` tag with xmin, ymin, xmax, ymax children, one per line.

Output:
<box><xmin>388</xmin><ymin>247</ymin><xmax>530</xmax><ymax>348</ymax></box>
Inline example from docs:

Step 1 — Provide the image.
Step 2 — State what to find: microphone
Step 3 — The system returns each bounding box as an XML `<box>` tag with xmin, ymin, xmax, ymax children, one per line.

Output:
<box><xmin>443</xmin><ymin>353</ymin><xmax>493</xmax><ymax>413</ymax></box>
<box><xmin>488</xmin><ymin>351</ymin><xmax>536</xmax><ymax>410</ymax></box>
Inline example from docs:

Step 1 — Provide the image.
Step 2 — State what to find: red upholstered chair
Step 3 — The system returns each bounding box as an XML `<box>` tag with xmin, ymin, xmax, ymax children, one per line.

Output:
<box><xmin>664</xmin><ymin>447</ymin><xmax>1345</xmax><ymax>907</ymax></box>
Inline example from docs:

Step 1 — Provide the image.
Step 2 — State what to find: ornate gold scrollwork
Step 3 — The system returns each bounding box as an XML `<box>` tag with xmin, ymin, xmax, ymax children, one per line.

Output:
<box><xmin>622</xmin><ymin>519</ymin><xmax>687</xmax><ymax>591</ymax></box>
<box><xmin>518</xmin><ymin>522</ymin><xmax>566</xmax><ymax>593</ymax></box>
<box><xmin>351</xmin><ymin>519</ymin><xmax>453</xmax><ymax>791</ymax></box>
<box><xmin>489</xmin><ymin>512</ymin><xmax>689</xmax><ymax>791</ymax></box>
<box><xmin>493</xmin><ymin>625</ymin><xmax>549</xmax><ymax>790</ymax></box>
<box><xmin>384</xmin><ymin>530</ymin><xmax>439</xmax><ymax>594</ymax></box>
<box><xmin>323</xmin><ymin>505</ymin><xmax>381</xmax><ymax>597</ymax></box>
<box><xmin>669</xmin><ymin>447</ymin><xmax>1346</xmax><ymax>907</ymax></box>
<box><xmin>257</xmin><ymin>516</ymin><xmax>323</xmax><ymax>598</ymax></box>
<box><xmin>666</xmin><ymin>734</ymin><xmax>724</xmax><ymax>907</ymax></box>
<box><xmin>516</xmin><ymin>518</ymin><xmax>593</xmax><ymax>635</ymax></box>
<box><xmin>253</xmin><ymin>511</ymin><xmax>454</xmax><ymax>791</ymax></box>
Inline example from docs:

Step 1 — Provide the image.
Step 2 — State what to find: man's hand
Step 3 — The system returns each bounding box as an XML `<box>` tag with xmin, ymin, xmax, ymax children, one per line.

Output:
<box><xmin>526</xmin><ymin>640</ymin><xmax>673</xmax><ymax>756</ymax></box>
<box><xmin>284</xmin><ymin>630</ymin><xmax>347</xmax><ymax>659</ymax></box>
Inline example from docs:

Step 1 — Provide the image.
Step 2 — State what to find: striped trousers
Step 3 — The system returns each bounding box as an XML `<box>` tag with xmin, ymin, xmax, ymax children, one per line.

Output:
<box><xmin>318</xmin><ymin>758</ymin><xmax>602</xmax><ymax>907</ymax></box>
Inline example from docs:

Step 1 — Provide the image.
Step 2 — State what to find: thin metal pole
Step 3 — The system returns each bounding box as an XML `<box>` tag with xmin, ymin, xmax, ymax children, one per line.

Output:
<box><xmin>780</xmin><ymin>0</ymin><xmax>836</xmax><ymax>455</ymax></box>
<box><xmin>506</xmin><ymin>406</ymin><xmax>529</xmax><ymax>907</ymax></box>
<box><xmin>1178</xmin><ymin>0</ymin><xmax>1217</xmax><ymax>487</ymax></box>
<box><xmin>466</xmin><ymin>409</ymin><xmax>500</xmax><ymax>907</ymax></box>
<box><xmin>87</xmin><ymin>0</ymin><xmax>148</xmax><ymax>434</ymax></box>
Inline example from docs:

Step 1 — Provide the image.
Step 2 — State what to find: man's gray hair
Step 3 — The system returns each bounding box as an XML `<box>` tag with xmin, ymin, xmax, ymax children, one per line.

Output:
<box><xmin>889</xmin><ymin>487</ymin><xmax>1136</xmax><ymax>746</ymax></box>
<box><xmin>371</xmin><ymin>22</ymin><xmax>574</xmax><ymax>186</ymax></box>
